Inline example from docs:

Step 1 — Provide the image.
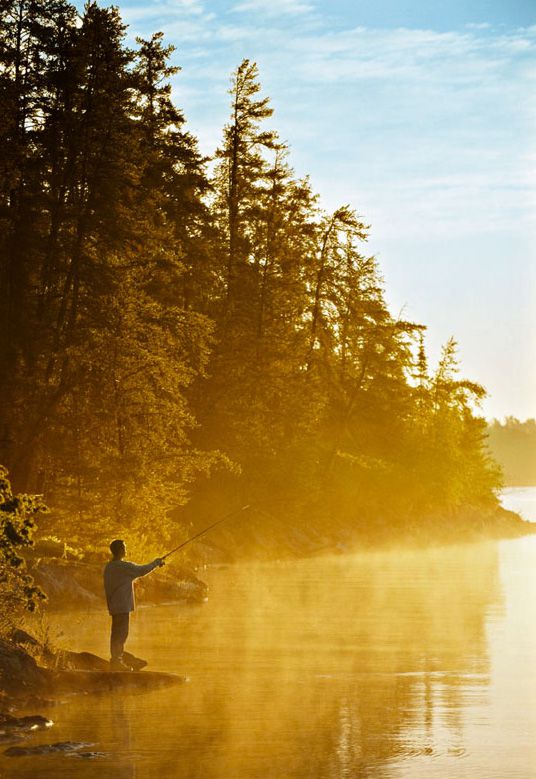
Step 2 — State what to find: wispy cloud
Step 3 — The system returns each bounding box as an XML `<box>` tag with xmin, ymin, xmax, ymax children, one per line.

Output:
<box><xmin>466</xmin><ymin>22</ymin><xmax>491</xmax><ymax>30</ymax></box>
<box><xmin>122</xmin><ymin>0</ymin><xmax>209</xmax><ymax>22</ymax></box>
<box><xmin>231</xmin><ymin>0</ymin><xmax>314</xmax><ymax>17</ymax></box>
<box><xmin>115</xmin><ymin>5</ymin><xmax>536</xmax><ymax>240</ymax></box>
<box><xmin>120</xmin><ymin>0</ymin><xmax>216</xmax><ymax>42</ymax></box>
<box><xmin>92</xmin><ymin>0</ymin><xmax>536</xmax><ymax>417</ymax></box>
<box><xmin>272</xmin><ymin>25</ymin><xmax>536</xmax><ymax>88</ymax></box>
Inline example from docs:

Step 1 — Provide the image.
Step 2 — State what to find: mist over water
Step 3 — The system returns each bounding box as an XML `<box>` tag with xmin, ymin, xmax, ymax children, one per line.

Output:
<box><xmin>3</xmin><ymin>489</ymin><xmax>535</xmax><ymax>778</ymax></box>
<box><xmin>501</xmin><ymin>487</ymin><xmax>536</xmax><ymax>523</ymax></box>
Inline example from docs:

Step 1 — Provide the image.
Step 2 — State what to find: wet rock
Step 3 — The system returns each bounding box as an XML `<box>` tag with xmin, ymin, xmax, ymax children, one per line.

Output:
<box><xmin>9</xmin><ymin>629</ymin><xmax>41</xmax><ymax>650</ymax></box>
<box><xmin>9</xmin><ymin>632</ymin><xmax>109</xmax><ymax>673</ymax></box>
<box><xmin>0</xmin><ymin>713</ymin><xmax>53</xmax><ymax>732</ymax></box>
<box><xmin>68</xmin><ymin>750</ymin><xmax>107</xmax><ymax>759</ymax></box>
<box><xmin>0</xmin><ymin>639</ymin><xmax>48</xmax><ymax>694</ymax></box>
<box><xmin>0</xmin><ymin>634</ymin><xmax>186</xmax><ymax>701</ymax></box>
<box><xmin>5</xmin><ymin>740</ymin><xmax>93</xmax><ymax>757</ymax></box>
<box><xmin>30</xmin><ymin>559</ymin><xmax>101</xmax><ymax>609</ymax></box>
<box><xmin>137</xmin><ymin>568</ymin><xmax>208</xmax><ymax>604</ymax></box>
<box><xmin>54</xmin><ymin>649</ymin><xmax>146</xmax><ymax>672</ymax></box>
<box><xmin>9</xmin><ymin>629</ymin><xmax>55</xmax><ymax>667</ymax></box>
<box><xmin>58</xmin><ymin>650</ymin><xmax>110</xmax><ymax>672</ymax></box>
<box><xmin>45</xmin><ymin>669</ymin><xmax>188</xmax><ymax>694</ymax></box>
<box><xmin>8</xmin><ymin>630</ymin><xmax>146</xmax><ymax>677</ymax></box>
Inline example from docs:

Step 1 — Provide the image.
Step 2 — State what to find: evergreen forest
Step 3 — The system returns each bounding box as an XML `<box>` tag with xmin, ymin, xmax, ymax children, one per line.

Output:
<box><xmin>0</xmin><ymin>1</ymin><xmax>504</xmax><ymax>559</ymax></box>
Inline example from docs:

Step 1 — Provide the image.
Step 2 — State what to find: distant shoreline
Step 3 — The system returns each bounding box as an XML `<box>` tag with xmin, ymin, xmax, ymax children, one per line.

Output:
<box><xmin>192</xmin><ymin>502</ymin><xmax>536</xmax><ymax>564</ymax></box>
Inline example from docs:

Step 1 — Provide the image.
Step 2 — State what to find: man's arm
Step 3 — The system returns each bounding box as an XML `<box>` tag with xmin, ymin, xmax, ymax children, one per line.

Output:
<box><xmin>121</xmin><ymin>559</ymin><xmax>164</xmax><ymax>579</ymax></box>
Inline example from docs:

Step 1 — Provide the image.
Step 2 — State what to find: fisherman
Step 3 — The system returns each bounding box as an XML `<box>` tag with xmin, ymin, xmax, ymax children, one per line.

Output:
<box><xmin>103</xmin><ymin>539</ymin><xmax>164</xmax><ymax>671</ymax></box>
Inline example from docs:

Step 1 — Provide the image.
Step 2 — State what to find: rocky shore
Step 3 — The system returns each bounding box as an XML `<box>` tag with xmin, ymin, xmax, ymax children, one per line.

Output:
<box><xmin>0</xmin><ymin>555</ymin><xmax>203</xmax><ymax>760</ymax></box>
<box><xmin>26</xmin><ymin>552</ymin><xmax>208</xmax><ymax>610</ymax></box>
<box><xmin>1</xmin><ymin>632</ymin><xmax>186</xmax><ymax>695</ymax></box>
<box><xmin>198</xmin><ymin>503</ymin><xmax>536</xmax><ymax>560</ymax></box>
<box><xmin>1</xmin><ymin>501</ymin><xmax>532</xmax><ymax>762</ymax></box>
<box><xmin>0</xmin><ymin>629</ymin><xmax>188</xmax><ymax>760</ymax></box>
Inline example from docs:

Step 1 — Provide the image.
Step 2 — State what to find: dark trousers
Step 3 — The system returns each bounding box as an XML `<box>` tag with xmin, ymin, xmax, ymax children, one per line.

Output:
<box><xmin>110</xmin><ymin>613</ymin><xmax>130</xmax><ymax>660</ymax></box>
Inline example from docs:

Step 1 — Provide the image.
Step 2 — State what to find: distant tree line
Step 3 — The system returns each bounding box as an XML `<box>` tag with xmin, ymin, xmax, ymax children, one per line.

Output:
<box><xmin>0</xmin><ymin>1</ymin><xmax>501</xmax><ymax>554</ymax></box>
<box><xmin>487</xmin><ymin>419</ymin><xmax>536</xmax><ymax>486</ymax></box>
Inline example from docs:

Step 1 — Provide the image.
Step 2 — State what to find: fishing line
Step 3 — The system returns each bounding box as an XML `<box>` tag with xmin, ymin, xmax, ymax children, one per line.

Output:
<box><xmin>162</xmin><ymin>504</ymin><xmax>252</xmax><ymax>560</ymax></box>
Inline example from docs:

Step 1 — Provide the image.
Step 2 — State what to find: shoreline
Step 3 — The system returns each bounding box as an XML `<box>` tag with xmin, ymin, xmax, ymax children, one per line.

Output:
<box><xmin>187</xmin><ymin>503</ymin><xmax>536</xmax><ymax>563</ymax></box>
<box><xmin>0</xmin><ymin>502</ymin><xmax>533</xmax><ymax>753</ymax></box>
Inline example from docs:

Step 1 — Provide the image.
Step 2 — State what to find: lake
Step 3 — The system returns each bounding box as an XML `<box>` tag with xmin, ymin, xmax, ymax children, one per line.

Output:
<box><xmin>3</xmin><ymin>488</ymin><xmax>535</xmax><ymax>778</ymax></box>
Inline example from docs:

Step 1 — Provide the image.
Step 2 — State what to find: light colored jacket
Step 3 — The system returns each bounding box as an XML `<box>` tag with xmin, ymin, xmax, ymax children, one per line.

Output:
<box><xmin>103</xmin><ymin>559</ymin><xmax>160</xmax><ymax>615</ymax></box>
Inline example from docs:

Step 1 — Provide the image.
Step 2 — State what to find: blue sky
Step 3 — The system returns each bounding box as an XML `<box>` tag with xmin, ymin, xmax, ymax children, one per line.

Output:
<box><xmin>90</xmin><ymin>0</ymin><xmax>535</xmax><ymax>419</ymax></box>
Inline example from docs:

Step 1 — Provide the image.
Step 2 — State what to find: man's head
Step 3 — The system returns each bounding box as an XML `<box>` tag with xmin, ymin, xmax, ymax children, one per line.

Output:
<box><xmin>110</xmin><ymin>539</ymin><xmax>126</xmax><ymax>560</ymax></box>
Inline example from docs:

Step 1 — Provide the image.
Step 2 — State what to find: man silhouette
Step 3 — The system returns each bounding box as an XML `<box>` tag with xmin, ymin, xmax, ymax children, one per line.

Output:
<box><xmin>103</xmin><ymin>539</ymin><xmax>164</xmax><ymax>671</ymax></box>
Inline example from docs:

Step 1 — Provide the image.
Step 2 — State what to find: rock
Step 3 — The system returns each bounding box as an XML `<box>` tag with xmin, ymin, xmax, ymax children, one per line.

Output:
<box><xmin>0</xmin><ymin>636</ymin><xmax>185</xmax><ymax>700</ymax></box>
<box><xmin>137</xmin><ymin>568</ymin><xmax>208</xmax><ymax>604</ymax></box>
<box><xmin>30</xmin><ymin>559</ymin><xmax>101</xmax><ymax>609</ymax></box>
<box><xmin>0</xmin><ymin>639</ymin><xmax>49</xmax><ymax>695</ymax></box>
<box><xmin>54</xmin><ymin>649</ymin><xmax>146</xmax><ymax>672</ymax></box>
<box><xmin>9</xmin><ymin>628</ymin><xmax>56</xmax><ymax>666</ymax></box>
<box><xmin>5</xmin><ymin>740</ymin><xmax>93</xmax><ymax>757</ymax></box>
<box><xmin>58</xmin><ymin>651</ymin><xmax>110</xmax><ymax>672</ymax></box>
<box><xmin>9</xmin><ymin>629</ymin><xmax>41</xmax><ymax>649</ymax></box>
<box><xmin>0</xmin><ymin>630</ymin><xmax>185</xmax><ymax>703</ymax></box>
<box><xmin>69</xmin><ymin>750</ymin><xmax>107</xmax><ymax>759</ymax></box>
<box><xmin>10</xmin><ymin>633</ymin><xmax>108</xmax><ymax>673</ymax></box>
<box><xmin>0</xmin><ymin>714</ymin><xmax>53</xmax><ymax>732</ymax></box>
<box><xmin>29</xmin><ymin>557</ymin><xmax>208</xmax><ymax>609</ymax></box>
<box><xmin>44</xmin><ymin>669</ymin><xmax>188</xmax><ymax>694</ymax></box>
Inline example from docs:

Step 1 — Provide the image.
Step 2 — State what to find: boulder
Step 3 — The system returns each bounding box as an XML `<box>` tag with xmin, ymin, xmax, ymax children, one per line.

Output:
<box><xmin>136</xmin><ymin>567</ymin><xmax>208</xmax><ymax>604</ymax></box>
<box><xmin>0</xmin><ymin>639</ymin><xmax>48</xmax><ymax>695</ymax></box>
<box><xmin>30</xmin><ymin>559</ymin><xmax>101</xmax><ymax>609</ymax></box>
<box><xmin>56</xmin><ymin>649</ymin><xmax>146</xmax><ymax>672</ymax></box>
<box><xmin>44</xmin><ymin>668</ymin><xmax>188</xmax><ymax>694</ymax></box>
<box><xmin>0</xmin><ymin>713</ymin><xmax>53</xmax><ymax>733</ymax></box>
<box><xmin>57</xmin><ymin>650</ymin><xmax>110</xmax><ymax>672</ymax></box>
<box><xmin>0</xmin><ymin>637</ymin><xmax>186</xmax><ymax>699</ymax></box>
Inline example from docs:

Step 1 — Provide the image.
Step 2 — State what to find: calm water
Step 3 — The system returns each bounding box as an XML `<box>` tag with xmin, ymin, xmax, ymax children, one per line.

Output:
<box><xmin>3</xmin><ymin>489</ymin><xmax>536</xmax><ymax>778</ymax></box>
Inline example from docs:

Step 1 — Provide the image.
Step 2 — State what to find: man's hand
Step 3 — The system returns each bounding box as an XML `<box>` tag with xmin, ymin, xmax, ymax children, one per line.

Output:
<box><xmin>153</xmin><ymin>557</ymin><xmax>165</xmax><ymax>568</ymax></box>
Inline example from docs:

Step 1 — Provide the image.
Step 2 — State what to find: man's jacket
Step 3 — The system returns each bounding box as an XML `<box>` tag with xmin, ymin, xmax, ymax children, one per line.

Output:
<box><xmin>103</xmin><ymin>559</ymin><xmax>160</xmax><ymax>615</ymax></box>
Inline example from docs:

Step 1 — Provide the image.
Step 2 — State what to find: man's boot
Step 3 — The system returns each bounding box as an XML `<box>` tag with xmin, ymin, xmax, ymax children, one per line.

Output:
<box><xmin>123</xmin><ymin>651</ymin><xmax>147</xmax><ymax>671</ymax></box>
<box><xmin>110</xmin><ymin>657</ymin><xmax>130</xmax><ymax>672</ymax></box>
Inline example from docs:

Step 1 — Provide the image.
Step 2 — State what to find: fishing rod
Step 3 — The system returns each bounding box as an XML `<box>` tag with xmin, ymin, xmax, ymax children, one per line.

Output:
<box><xmin>162</xmin><ymin>504</ymin><xmax>252</xmax><ymax>561</ymax></box>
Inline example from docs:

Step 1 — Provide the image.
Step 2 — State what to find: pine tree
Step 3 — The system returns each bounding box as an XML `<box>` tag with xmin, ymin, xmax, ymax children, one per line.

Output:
<box><xmin>214</xmin><ymin>58</ymin><xmax>281</xmax><ymax>305</ymax></box>
<box><xmin>0</xmin><ymin>8</ymin><xmax>504</xmax><ymax>556</ymax></box>
<box><xmin>0</xmin><ymin>3</ymin><xmax>221</xmax><ymax>550</ymax></box>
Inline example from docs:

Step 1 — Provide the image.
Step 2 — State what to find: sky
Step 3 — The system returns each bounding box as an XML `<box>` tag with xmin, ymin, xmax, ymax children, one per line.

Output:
<box><xmin>89</xmin><ymin>0</ymin><xmax>535</xmax><ymax>420</ymax></box>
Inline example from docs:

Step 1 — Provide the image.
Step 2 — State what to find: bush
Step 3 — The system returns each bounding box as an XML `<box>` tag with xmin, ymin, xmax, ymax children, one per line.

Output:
<box><xmin>0</xmin><ymin>466</ymin><xmax>47</xmax><ymax>629</ymax></box>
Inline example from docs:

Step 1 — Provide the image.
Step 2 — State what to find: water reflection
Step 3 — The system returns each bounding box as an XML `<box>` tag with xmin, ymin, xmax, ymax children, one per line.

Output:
<box><xmin>3</xmin><ymin>542</ymin><xmax>513</xmax><ymax>778</ymax></box>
